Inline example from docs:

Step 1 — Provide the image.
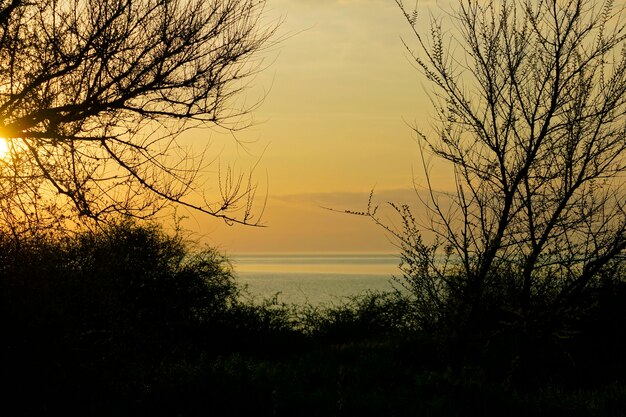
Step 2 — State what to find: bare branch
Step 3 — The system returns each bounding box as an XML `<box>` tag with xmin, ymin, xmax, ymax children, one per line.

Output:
<box><xmin>0</xmin><ymin>0</ymin><xmax>277</xmax><ymax>231</ymax></box>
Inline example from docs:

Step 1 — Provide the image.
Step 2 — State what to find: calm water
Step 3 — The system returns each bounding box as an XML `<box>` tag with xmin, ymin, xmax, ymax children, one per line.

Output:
<box><xmin>232</xmin><ymin>253</ymin><xmax>400</xmax><ymax>306</ymax></box>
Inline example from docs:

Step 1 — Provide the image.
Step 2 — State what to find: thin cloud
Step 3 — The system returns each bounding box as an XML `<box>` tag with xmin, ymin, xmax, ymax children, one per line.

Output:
<box><xmin>270</xmin><ymin>188</ymin><xmax>426</xmax><ymax>209</ymax></box>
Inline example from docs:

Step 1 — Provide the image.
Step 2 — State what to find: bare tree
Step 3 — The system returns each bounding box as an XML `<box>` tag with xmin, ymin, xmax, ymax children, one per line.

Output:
<box><xmin>366</xmin><ymin>0</ymin><xmax>626</xmax><ymax>335</ymax></box>
<box><xmin>0</xmin><ymin>0</ymin><xmax>276</xmax><ymax>234</ymax></box>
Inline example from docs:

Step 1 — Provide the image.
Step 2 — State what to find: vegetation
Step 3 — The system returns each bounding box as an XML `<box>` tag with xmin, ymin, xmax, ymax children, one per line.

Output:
<box><xmin>354</xmin><ymin>0</ymin><xmax>626</xmax><ymax>387</ymax></box>
<box><xmin>1</xmin><ymin>0</ymin><xmax>625</xmax><ymax>415</ymax></box>
<box><xmin>1</xmin><ymin>221</ymin><xmax>625</xmax><ymax>416</ymax></box>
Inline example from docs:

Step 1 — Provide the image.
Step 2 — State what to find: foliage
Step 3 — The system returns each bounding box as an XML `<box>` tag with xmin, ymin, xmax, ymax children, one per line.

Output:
<box><xmin>0</xmin><ymin>220</ymin><xmax>305</xmax><ymax>415</ymax></box>
<box><xmin>0</xmin><ymin>221</ymin><xmax>625</xmax><ymax>415</ymax></box>
<box><xmin>298</xmin><ymin>290</ymin><xmax>417</xmax><ymax>340</ymax></box>
<box><xmin>1</xmin><ymin>221</ymin><xmax>238</xmax><ymax>359</ymax></box>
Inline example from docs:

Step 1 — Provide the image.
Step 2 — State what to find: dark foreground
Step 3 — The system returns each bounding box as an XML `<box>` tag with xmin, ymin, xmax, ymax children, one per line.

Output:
<box><xmin>2</xmin><ymin>222</ymin><xmax>625</xmax><ymax>416</ymax></box>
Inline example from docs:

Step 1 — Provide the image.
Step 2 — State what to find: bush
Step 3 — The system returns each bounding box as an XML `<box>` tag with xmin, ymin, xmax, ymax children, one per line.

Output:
<box><xmin>298</xmin><ymin>291</ymin><xmax>417</xmax><ymax>341</ymax></box>
<box><xmin>0</xmin><ymin>220</ymin><xmax>247</xmax><ymax>414</ymax></box>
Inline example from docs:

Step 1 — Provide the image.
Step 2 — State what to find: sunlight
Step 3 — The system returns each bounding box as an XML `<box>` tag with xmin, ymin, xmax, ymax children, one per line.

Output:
<box><xmin>0</xmin><ymin>137</ymin><xmax>8</xmax><ymax>159</ymax></box>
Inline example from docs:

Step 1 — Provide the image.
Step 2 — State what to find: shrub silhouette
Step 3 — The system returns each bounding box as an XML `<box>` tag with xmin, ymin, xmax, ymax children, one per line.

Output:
<box><xmin>352</xmin><ymin>0</ymin><xmax>626</xmax><ymax>386</ymax></box>
<box><xmin>1</xmin><ymin>220</ymin><xmax>624</xmax><ymax>416</ymax></box>
<box><xmin>0</xmin><ymin>220</ymin><xmax>249</xmax><ymax>414</ymax></box>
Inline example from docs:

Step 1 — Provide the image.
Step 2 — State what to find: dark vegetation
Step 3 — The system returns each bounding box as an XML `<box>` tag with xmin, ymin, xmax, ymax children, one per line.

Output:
<box><xmin>1</xmin><ymin>0</ymin><xmax>625</xmax><ymax>415</ymax></box>
<box><xmin>2</xmin><ymin>221</ymin><xmax>625</xmax><ymax>416</ymax></box>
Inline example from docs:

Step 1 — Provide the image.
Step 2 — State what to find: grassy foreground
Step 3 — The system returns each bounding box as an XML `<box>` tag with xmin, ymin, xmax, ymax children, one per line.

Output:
<box><xmin>1</xmin><ymin>222</ymin><xmax>625</xmax><ymax>416</ymax></box>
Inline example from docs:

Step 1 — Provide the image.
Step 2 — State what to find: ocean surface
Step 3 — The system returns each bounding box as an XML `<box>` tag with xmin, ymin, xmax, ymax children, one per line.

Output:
<box><xmin>232</xmin><ymin>253</ymin><xmax>401</xmax><ymax>306</ymax></box>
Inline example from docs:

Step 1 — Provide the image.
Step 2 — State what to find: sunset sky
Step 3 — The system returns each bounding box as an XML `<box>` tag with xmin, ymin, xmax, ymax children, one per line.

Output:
<box><xmin>183</xmin><ymin>0</ymin><xmax>446</xmax><ymax>254</ymax></box>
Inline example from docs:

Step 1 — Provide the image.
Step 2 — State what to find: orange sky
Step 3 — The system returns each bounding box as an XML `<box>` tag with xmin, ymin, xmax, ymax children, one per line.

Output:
<box><xmin>179</xmin><ymin>0</ymin><xmax>447</xmax><ymax>254</ymax></box>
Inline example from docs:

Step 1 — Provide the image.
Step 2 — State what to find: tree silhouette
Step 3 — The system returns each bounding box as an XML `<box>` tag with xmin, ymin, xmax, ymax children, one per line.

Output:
<box><xmin>0</xmin><ymin>0</ymin><xmax>275</xmax><ymax>233</ymax></box>
<box><xmin>368</xmin><ymin>0</ymin><xmax>626</xmax><ymax>340</ymax></box>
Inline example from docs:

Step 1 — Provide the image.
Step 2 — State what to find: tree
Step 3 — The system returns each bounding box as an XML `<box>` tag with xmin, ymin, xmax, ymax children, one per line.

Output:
<box><xmin>369</xmin><ymin>0</ymin><xmax>626</xmax><ymax>343</ymax></box>
<box><xmin>0</xmin><ymin>0</ymin><xmax>275</xmax><ymax>234</ymax></box>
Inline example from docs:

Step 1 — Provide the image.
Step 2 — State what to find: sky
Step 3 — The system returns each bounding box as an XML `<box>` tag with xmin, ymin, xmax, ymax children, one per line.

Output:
<box><xmin>180</xmin><ymin>0</ymin><xmax>446</xmax><ymax>254</ymax></box>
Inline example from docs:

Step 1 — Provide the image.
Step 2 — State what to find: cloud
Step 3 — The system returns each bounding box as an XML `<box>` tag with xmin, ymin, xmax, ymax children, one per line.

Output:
<box><xmin>191</xmin><ymin>187</ymin><xmax>454</xmax><ymax>253</ymax></box>
<box><xmin>270</xmin><ymin>187</ymin><xmax>428</xmax><ymax>207</ymax></box>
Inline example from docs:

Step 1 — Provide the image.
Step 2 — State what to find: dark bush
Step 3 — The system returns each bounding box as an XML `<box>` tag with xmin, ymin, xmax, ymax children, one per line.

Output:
<box><xmin>0</xmin><ymin>220</ymin><xmax>249</xmax><ymax>414</ymax></box>
<box><xmin>1</xmin><ymin>219</ymin><xmax>624</xmax><ymax>416</ymax></box>
<box><xmin>299</xmin><ymin>291</ymin><xmax>416</xmax><ymax>341</ymax></box>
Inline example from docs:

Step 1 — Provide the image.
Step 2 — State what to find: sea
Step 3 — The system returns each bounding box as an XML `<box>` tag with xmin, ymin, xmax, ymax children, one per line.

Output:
<box><xmin>232</xmin><ymin>253</ymin><xmax>401</xmax><ymax>306</ymax></box>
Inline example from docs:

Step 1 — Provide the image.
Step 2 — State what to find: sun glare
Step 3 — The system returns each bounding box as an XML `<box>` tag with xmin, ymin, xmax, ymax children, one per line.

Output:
<box><xmin>0</xmin><ymin>138</ymin><xmax>9</xmax><ymax>159</ymax></box>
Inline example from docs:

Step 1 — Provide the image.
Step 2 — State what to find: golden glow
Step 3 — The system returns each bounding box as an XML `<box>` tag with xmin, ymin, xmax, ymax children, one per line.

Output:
<box><xmin>187</xmin><ymin>0</ymin><xmax>436</xmax><ymax>253</ymax></box>
<box><xmin>0</xmin><ymin>138</ymin><xmax>9</xmax><ymax>159</ymax></box>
